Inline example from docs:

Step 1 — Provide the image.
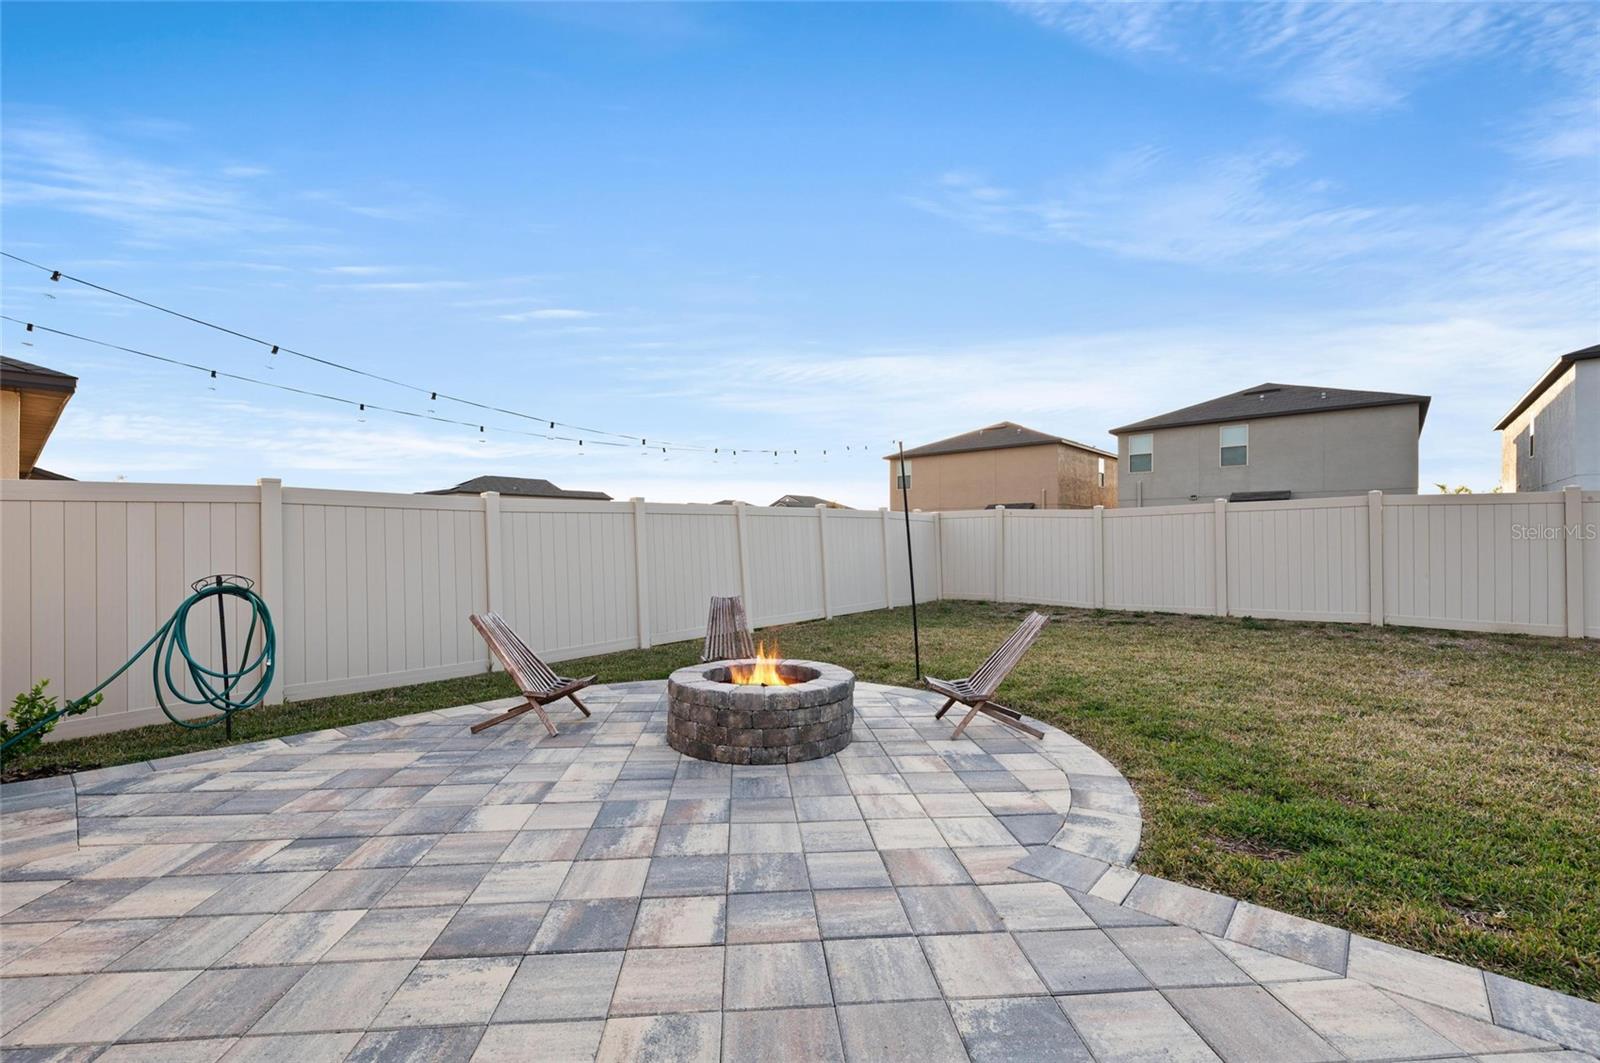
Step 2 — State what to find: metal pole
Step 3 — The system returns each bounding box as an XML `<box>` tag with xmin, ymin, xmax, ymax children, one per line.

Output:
<box><xmin>215</xmin><ymin>575</ymin><xmax>232</xmax><ymax>739</ymax></box>
<box><xmin>897</xmin><ymin>442</ymin><xmax>922</xmax><ymax>680</ymax></box>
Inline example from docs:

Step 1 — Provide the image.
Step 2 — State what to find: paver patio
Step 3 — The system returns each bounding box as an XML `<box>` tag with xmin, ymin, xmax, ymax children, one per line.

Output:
<box><xmin>2</xmin><ymin>680</ymin><xmax>1596</xmax><ymax>1061</ymax></box>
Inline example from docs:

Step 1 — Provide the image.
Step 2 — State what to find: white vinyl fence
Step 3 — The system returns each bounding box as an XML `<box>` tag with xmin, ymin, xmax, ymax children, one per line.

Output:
<box><xmin>938</xmin><ymin>489</ymin><xmax>1597</xmax><ymax>641</ymax></box>
<box><xmin>2</xmin><ymin>479</ymin><xmax>1593</xmax><ymax>741</ymax></box>
<box><xmin>0</xmin><ymin>480</ymin><xmax>939</xmax><ymax>739</ymax></box>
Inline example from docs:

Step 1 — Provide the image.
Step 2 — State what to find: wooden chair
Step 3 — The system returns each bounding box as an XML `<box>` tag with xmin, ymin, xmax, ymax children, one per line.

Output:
<box><xmin>925</xmin><ymin>611</ymin><xmax>1049</xmax><ymax>740</ymax></box>
<box><xmin>468</xmin><ymin>612</ymin><xmax>595</xmax><ymax>736</ymax></box>
<box><xmin>702</xmin><ymin>595</ymin><xmax>756</xmax><ymax>662</ymax></box>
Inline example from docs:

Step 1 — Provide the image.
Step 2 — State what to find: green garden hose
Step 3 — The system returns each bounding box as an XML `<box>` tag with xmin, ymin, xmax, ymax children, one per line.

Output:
<box><xmin>0</xmin><ymin>582</ymin><xmax>276</xmax><ymax>762</ymax></box>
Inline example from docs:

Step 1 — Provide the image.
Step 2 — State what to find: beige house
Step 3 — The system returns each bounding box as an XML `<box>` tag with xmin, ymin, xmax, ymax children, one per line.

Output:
<box><xmin>1</xmin><ymin>356</ymin><xmax>76</xmax><ymax>480</ymax></box>
<box><xmin>1496</xmin><ymin>344</ymin><xmax>1599</xmax><ymax>492</ymax></box>
<box><xmin>1110</xmin><ymin>383</ymin><xmax>1429</xmax><ymax>508</ymax></box>
<box><xmin>887</xmin><ymin>422</ymin><xmax>1115</xmax><ymax>511</ymax></box>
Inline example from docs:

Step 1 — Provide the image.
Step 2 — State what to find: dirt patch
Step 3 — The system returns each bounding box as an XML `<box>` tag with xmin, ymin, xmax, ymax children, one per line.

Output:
<box><xmin>1208</xmin><ymin>834</ymin><xmax>1298</xmax><ymax>861</ymax></box>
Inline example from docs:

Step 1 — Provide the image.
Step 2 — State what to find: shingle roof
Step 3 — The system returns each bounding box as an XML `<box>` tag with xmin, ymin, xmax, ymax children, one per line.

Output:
<box><xmin>423</xmin><ymin>476</ymin><xmax>612</xmax><ymax>500</ymax></box>
<box><xmin>1111</xmin><ymin>383</ymin><xmax>1430</xmax><ymax>434</ymax></box>
<box><xmin>886</xmin><ymin>422</ymin><xmax>1115</xmax><ymax>460</ymax></box>
<box><xmin>1</xmin><ymin>356</ymin><xmax>78</xmax><ymax>394</ymax></box>
<box><xmin>770</xmin><ymin>494</ymin><xmax>849</xmax><ymax>509</ymax></box>
<box><xmin>1494</xmin><ymin>344</ymin><xmax>1600</xmax><ymax>430</ymax></box>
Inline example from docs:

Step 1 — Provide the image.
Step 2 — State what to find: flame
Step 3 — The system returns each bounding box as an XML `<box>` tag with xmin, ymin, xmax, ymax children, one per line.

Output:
<box><xmin>729</xmin><ymin>640</ymin><xmax>790</xmax><ymax>685</ymax></box>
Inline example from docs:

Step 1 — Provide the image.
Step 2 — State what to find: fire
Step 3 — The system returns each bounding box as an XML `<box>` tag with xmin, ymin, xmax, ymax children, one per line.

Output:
<box><xmin>729</xmin><ymin>640</ymin><xmax>791</xmax><ymax>686</ymax></box>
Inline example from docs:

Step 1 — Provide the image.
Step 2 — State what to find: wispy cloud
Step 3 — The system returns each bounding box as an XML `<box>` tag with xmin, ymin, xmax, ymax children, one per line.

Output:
<box><xmin>496</xmin><ymin>308</ymin><xmax>599</xmax><ymax>322</ymax></box>
<box><xmin>0</xmin><ymin>116</ymin><xmax>288</xmax><ymax>244</ymax></box>
<box><xmin>909</xmin><ymin>146</ymin><xmax>1411</xmax><ymax>271</ymax></box>
<box><xmin>1013</xmin><ymin>2</ymin><xmax>1598</xmax><ymax>112</ymax></box>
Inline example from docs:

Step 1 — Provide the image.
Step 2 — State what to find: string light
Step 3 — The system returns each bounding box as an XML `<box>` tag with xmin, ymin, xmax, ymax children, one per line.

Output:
<box><xmin>3</xmin><ymin>251</ymin><xmax>830</xmax><ymax>456</ymax></box>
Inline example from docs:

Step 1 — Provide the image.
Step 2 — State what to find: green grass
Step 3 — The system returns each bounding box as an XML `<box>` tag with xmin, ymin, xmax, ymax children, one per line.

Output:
<box><xmin>6</xmin><ymin>601</ymin><xmax>1598</xmax><ymax>999</ymax></box>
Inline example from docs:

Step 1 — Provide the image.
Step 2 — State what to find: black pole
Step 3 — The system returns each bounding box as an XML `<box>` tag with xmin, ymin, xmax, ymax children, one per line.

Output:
<box><xmin>215</xmin><ymin>575</ymin><xmax>232</xmax><ymax>740</ymax></box>
<box><xmin>897</xmin><ymin>442</ymin><xmax>921</xmax><ymax>680</ymax></box>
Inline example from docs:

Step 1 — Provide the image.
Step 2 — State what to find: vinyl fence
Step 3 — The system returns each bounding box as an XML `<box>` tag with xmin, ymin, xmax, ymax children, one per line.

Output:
<box><xmin>2</xmin><ymin>480</ymin><xmax>1594</xmax><ymax>741</ymax></box>
<box><xmin>1</xmin><ymin>480</ymin><xmax>939</xmax><ymax>739</ymax></box>
<box><xmin>938</xmin><ymin>489</ymin><xmax>1598</xmax><ymax>641</ymax></box>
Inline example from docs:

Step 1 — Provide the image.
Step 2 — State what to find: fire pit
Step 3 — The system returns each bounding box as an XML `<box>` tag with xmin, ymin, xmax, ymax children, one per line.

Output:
<box><xmin>666</xmin><ymin>644</ymin><xmax>854</xmax><ymax>765</ymax></box>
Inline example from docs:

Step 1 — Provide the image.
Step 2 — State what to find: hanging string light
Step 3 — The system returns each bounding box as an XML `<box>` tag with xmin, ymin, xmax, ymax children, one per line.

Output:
<box><xmin>0</xmin><ymin>252</ymin><xmax>860</xmax><ymax>460</ymax></box>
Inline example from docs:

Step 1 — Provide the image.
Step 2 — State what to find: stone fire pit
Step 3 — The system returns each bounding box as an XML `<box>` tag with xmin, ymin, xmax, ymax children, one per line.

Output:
<box><xmin>666</xmin><ymin>659</ymin><xmax>855</xmax><ymax>764</ymax></box>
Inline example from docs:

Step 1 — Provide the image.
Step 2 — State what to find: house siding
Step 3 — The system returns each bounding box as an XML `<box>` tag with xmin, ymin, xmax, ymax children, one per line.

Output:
<box><xmin>1500</xmin><ymin>360</ymin><xmax>1600</xmax><ymax>492</ymax></box>
<box><xmin>889</xmin><ymin>443</ymin><xmax>1115</xmax><ymax>511</ymax></box>
<box><xmin>1116</xmin><ymin>404</ymin><xmax>1422</xmax><ymax>507</ymax></box>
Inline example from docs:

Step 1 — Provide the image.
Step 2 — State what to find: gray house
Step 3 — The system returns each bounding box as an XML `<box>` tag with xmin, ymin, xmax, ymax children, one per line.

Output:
<box><xmin>424</xmin><ymin>476</ymin><xmax>612</xmax><ymax>500</ymax></box>
<box><xmin>1496</xmin><ymin>344</ymin><xmax>1599</xmax><ymax>492</ymax></box>
<box><xmin>1109</xmin><ymin>383</ymin><xmax>1430</xmax><ymax>508</ymax></box>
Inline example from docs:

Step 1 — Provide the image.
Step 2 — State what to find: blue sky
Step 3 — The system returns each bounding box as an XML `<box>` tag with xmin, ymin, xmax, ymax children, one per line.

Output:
<box><xmin>2</xmin><ymin>2</ymin><xmax>1596</xmax><ymax>506</ymax></box>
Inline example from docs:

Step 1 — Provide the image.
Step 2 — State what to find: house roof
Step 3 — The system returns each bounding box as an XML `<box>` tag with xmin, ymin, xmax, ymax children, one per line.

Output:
<box><xmin>1494</xmin><ymin>344</ymin><xmax>1600</xmax><ymax>430</ymax></box>
<box><xmin>423</xmin><ymin>476</ymin><xmax>612</xmax><ymax>500</ymax></box>
<box><xmin>1</xmin><ymin>356</ymin><xmax>78</xmax><ymax>477</ymax></box>
<box><xmin>770</xmin><ymin>494</ymin><xmax>849</xmax><ymax>508</ymax></box>
<box><xmin>1</xmin><ymin>356</ymin><xmax>77</xmax><ymax>395</ymax></box>
<box><xmin>1111</xmin><ymin>383</ymin><xmax>1430</xmax><ymax>434</ymax></box>
<box><xmin>886</xmin><ymin>422</ymin><xmax>1115</xmax><ymax>461</ymax></box>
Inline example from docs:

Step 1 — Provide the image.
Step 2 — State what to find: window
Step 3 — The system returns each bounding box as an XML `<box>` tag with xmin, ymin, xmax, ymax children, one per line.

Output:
<box><xmin>1097</xmin><ymin>456</ymin><xmax>1106</xmax><ymax>487</ymax></box>
<box><xmin>1220</xmin><ymin>424</ymin><xmax>1248</xmax><ymax>467</ymax></box>
<box><xmin>896</xmin><ymin>459</ymin><xmax>912</xmax><ymax>490</ymax></box>
<box><xmin>1129</xmin><ymin>434</ymin><xmax>1153</xmax><ymax>473</ymax></box>
<box><xmin>1528</xmin><ymin>425</ymin><xmax>1535</xmax><ymax>458</ymax></box>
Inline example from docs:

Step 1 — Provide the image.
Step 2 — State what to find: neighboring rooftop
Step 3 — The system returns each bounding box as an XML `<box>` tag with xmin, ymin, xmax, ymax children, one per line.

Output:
<box><xmin>1112</xmin><ymin>382</ymin><xmax>1431</xmax><ymax>434</ymax></box>
<box><xmin>1495</xmin><ymin>343</ymin><xmax>1600</xmax><ymax>430</ymax></box>
<box><xmin>887</xmin><ymin>421</ymin><xmax>1114</xmax><ymax>460</ymax></box>
<box><xmin>770</xmin><ymin>494</ymin><xmax>849</xmax><ymax>508</ymax></box>
<box><xmin>2</xmin><ymin>356</ymin><xmax>78</xmax><ymax>478</ymax></box>
<box><xmin>423</xmin><ymin>476</ymin><xmax>612</xmax><ymax>500</ymax></box>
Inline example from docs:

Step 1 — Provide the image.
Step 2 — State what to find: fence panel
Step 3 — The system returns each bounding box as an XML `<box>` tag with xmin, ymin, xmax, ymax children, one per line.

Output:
<box><xmin>744</xmin><ymin>508</ymin><xmax>825</xmax><ymax>625</ymax></box>
<box><xmin>1103</xmin><ymin>505</ymin><xmax>1215</xmax><ymax>613</ymax></box>
<box><xmin>281</xmin><ymin>489</ymin><xmax>489</xmax><ymax>698</ymax></box>
<box><xmin>1383</xmin><ymin>494</ymin><xmax>1568</xmax><ymax>635</ymax></box>
<box><xmin>939</xmin><ymin>512</ymin><xmax>998</xmax><ymax>600</ymax></box>
<box><xmin>1227</xmin><ymin>498</ymin><xmax>1369</xmax><ymax>622</ymax></box>
<box><xmin>827</xmin><ymin>511</ymin><xmax>890</xmax><ymax>615</ymax></box>
<box><xmin>1</xmin><ymin>482</ymin><xmax>262</xmax><ymax>732</ymax></box>
<box><xmin>644</xmin><ymin>504</ymin><xmax>742</xmax><ymax>644</ymax></box>
<box><xmin>1003</xmin><ymin>510</ymin><xmax>1097</xmax><ymax>608</ymax></box>
<box><xmin>500</xmin><ymin>499</ymin><xmax>637</xmax><ymax>662</ymax></box>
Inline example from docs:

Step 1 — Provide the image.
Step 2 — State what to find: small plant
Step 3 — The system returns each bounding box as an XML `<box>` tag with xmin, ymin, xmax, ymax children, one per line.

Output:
<box><xmin>1</xmin><ymin>680</ymin><xmax>101</xmax><ymax>761</ymax></box>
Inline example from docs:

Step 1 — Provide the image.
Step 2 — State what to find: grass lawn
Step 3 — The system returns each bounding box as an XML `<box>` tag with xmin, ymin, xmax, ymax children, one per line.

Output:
<box><xmin>6</xmin><ymin>600</ymin><xmax>1597</xmax><ymax>1000</ymax></box>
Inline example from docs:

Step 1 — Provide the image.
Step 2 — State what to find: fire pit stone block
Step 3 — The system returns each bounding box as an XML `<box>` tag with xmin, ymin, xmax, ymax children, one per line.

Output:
<box><xmin>666</xmin><ymin>659</ymin><xmax>855</xmax><ymax>765</ymax></box>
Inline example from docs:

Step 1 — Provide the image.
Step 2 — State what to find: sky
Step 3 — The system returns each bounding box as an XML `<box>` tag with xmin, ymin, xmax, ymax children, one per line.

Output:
<box><xmin>2</xmin><ymin>1</ymin><xmax>1596</xmax><ymax>508</ymax></box>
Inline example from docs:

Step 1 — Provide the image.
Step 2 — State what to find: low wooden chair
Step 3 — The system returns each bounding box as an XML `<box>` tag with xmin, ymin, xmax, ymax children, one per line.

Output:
<box><xmin>702</xmin><ymin>595</ymin><xmax>756</xmax><ymax>663</ymax></box>
<box><xmin>925</xmin><ymin>611</ymin><xmax>1049</xmax><ymax>740</ymax></box>
<box><xmin>469</xmin><ymin>612</ymin><xmax>595</xmax><ymax>736</ymax></box>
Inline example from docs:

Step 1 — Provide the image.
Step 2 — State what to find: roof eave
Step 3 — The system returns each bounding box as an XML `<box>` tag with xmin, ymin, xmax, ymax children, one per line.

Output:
<box><xmin>1494</xmin><ymin>348</ymin><xmax>1599</xmax><ymax>430</ymax></box>
<box><xmin>1112</xmin><ymin>395</ymin><xmax>1429</xmax><ymax>435</ymax></box>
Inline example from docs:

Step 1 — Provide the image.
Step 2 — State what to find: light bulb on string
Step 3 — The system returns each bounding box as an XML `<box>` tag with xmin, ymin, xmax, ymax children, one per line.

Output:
<box><xmin>477</xmin><ymin>425</ymin><xmax>486</xmax><ymax>445</ymax></box>
<box><xmin>428</xmin><ymin>392</ymin><xmax>437</xmax><ymax>414</ymax></box>
<box><xmin>207</xmin><ymin>370</ymin><xmax>218</xmax><ymax>393</ymax></box>
<box><xmin>266</xmin><ymin>345</ymin><xmax>278</xmax><ymax>371</ymax></box>
<box><xmin>357</xmin><ymin>403</ymin><xmax>367</xmax><ymax>424</ymax></box>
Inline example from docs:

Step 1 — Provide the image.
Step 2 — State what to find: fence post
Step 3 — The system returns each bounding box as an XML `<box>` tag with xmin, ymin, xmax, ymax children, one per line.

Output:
<box><xmin>256</xmin><ymin>477</ymin><xmax>285</xmax><ymax>704</ymax></box>
<box><xmin>632</xmin><ymin>497</ymin><xmax>651</xmax><ymax>649</ymax></box>
<box><xmin>1564</xmin><ymin>485</ymin><xmax>1586</xmax><ymax>637</ymax></box>
<box><xmin>816</xmin><ymin>504</ymin><xmax>833</xmax><ymax>619</ymax></box>
<box><xmin>880</xmin><ymin>507</ymin><xmax>893</xmax><ymax>608</ymax></box>
<box><xmin>1367</xmin><ymin>490</ymin><xmax>1385</xmax><ymax>627</ymax></box>
<box><xmin>481</xmin><ymin>492</ymin><xmax>502</xmax><ymax>671</ymax></box>
<box><xmin>1213</xmin><ymin>498</ymin><xmax>1229</xmax><ymax>617</ymax></box>
<box><xmin>735</xmin><ymin>503</ymin><xmax>753</xmax><ymax>614</ymax></box>
<box><xmin>931</xmin><ymin>512</ymin><xmax>944</xmax><ymax>602</ymax></box>
<box><xmin>1092</xmin><ymin>505</ymin><xmax>1105</xmax><ymax>608</ymax></box>
<box><xmin>995</xmin><ymin>506</ymin><xmax>1007</xmax><ymax>603</ymax></box>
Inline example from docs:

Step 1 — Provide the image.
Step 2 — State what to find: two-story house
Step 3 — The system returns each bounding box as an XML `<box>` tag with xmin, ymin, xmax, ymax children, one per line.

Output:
<box><xmin>887</xmin><ymin>422</ymin><xmax>1115</xmax><ymax>511</ymax></box>
<box><xmin>1496</xmin><ymin>344</ymin><xmax>1599</xmax><ymax>492</ymax></box>
<box><xmin>1110</xmin><ymin>383</ymin><xmax>1429</xmax><ymax>508</ymax></box>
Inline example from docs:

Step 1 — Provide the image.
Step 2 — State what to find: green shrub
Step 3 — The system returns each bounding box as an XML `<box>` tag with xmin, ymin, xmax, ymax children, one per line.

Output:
<box><xmin>1</xmin><ymin>680</ymin><xmax>100</xmax><ymax>761</ymax></box>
